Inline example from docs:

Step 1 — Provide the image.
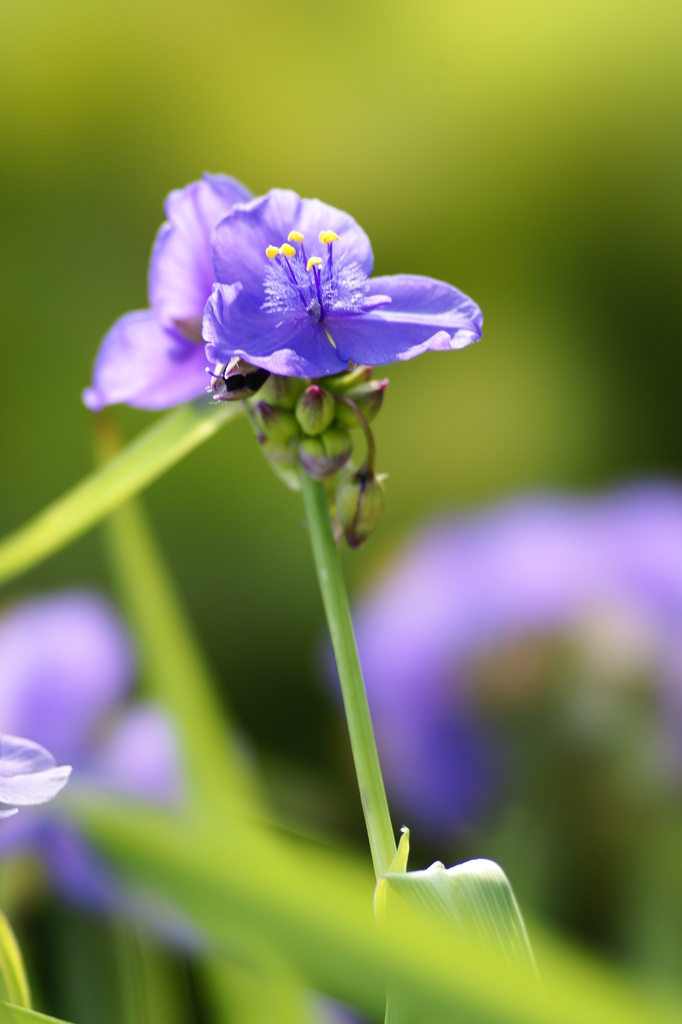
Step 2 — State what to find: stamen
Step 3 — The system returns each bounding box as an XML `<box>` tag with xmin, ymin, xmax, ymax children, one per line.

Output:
<box><xmin>324</xmin><ymin>327</ymin><xmax>337</xmax><ymax>349</ymax></box>
<box><xmin>278</xmin><ymin>248</ymin><xmax>308</xmax><ymax>310</ymax></box>
<box><xmin>266</xmin><ymin>245</ymin><xmax>280</xmax><ymax>259</ymax></box>
<box><xmin>320</xmin><ymin>230</ymin><xmax>339</xmax><ymax>275</ymax></box>
<box><xmin>288</xmin><ymin>231</ymin><xmax>304</xmax><ymax>243</ymax></box>
<box><xmin>306</xmin><ymin>256</ymin><xmax>323</xmax><ymax>272</ymax></box>
<box><xmin>311</xmin><ymin>263</ymin><xmax>325</xmax><ymax>318</ymax></box>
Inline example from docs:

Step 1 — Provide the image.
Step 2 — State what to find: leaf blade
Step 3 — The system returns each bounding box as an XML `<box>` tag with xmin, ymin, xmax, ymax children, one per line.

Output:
<box><xmin>0</xmin><ymin>401</ymin><xmax>242</xmax><ymax>588</ymax></box>
<box><xmin>0</xmin><ymin>914</ymin><xmax>30</xmax><ymax>1009</ymax></box>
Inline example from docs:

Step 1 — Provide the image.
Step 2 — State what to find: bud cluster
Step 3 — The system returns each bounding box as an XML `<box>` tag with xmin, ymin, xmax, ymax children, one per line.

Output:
<box><xmin>231</xmin><ymin>362</ymin><xmax>389</xmax><ymax>547</ymax></box>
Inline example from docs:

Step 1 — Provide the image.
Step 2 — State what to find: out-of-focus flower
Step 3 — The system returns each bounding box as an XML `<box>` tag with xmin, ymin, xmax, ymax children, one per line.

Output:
<box><xmin>203</xmin><ymin>189</ymin><xmax>482</xmax><ymax>378</ymax></box>
<box><xmin>350</xmin><ymin>484</ymin><xmax>682</xmax><ymax>831</ymax></box>
<box><xmin>0</xmin><ymin>735</ymin><xmax>71</xmax><ymax>818</ymax></box>
<box><xmin>0</xmin><ymin>591</ymin><xmax>181</xmax><ymax>908</ymax></box>
<box><xmin>83</xmin><ymin>173</ymin><xmax>252</xmax><ymax>411</ymax></box>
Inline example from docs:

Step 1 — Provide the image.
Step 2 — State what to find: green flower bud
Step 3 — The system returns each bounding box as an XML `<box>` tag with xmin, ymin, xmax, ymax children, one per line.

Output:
<box><xmin>325</xmin><ymin>365</ymin><xmax>372</xmax><ymax>393</ymax></box>
<box><xmin>252</xmin><ymin>401</ymin><xmax>300</xmax><ymax>446</ymax></box>
<box><xmin>295</xmin><ymin>385</ymin><xmax>336</xmax><ymax>436</ymax></box>
<box><xmin>336</xmin><ymin>469</ymin><xmax>386</xmax><ymax>548</ymax></box>
<box><xmin>256</xmin><ymin>436</ymin><xmax>301</xmax><ymax>492</ymax></box>
<box><xmin>299</xmin><ymin>427</ymin><xmax>353</xmax><ymax>479</ymax></box>
<box><xmin>334</xmin><ymin>379</ymin><xmax>389</xmax><ymax>428</ymax></box>
<box><xmin>257</xmin><ymin>373</ymin><xmax>307</xmax><ymax>410</ymax></box>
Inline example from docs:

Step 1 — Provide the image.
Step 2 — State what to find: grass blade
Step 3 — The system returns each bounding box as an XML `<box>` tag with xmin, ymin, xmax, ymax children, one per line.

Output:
<box><xmin>0</xmin><ymin>914</ymin><xmax>30</xmax><ymax>1009</ymax></box>
<box><xmin>0</xmin><ymin>1007</ymin><xmax>74</xmax><ymax>1024</ymax></box>
<box><xmin>72</xmin><ymin>796</ymin><xmax>682</xmax><ymax>1024</ymax></box>
<box><xmin>103</xmin><ymin>494</ymin><xmax>259</xmax><ymax>813</ymax></box>
<box><xmin>0</xmin><ymin>401</ymin><xmax>242</xmax><ymax>588</ymax></box>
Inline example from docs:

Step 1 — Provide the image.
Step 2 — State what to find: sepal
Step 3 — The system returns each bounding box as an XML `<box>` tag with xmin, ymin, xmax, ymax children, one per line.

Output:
<box><xmin>334</xmin><ymin>379</ymin><xmax>389</xmax><ymax>428</ymax></box>
<box><xmin>252</xmin><ymin>402</ymin><xmax>301</xmax><ymax>446</ymax></box>
<box><xmin>299</xmin><ymin>428</ymin><xmax>353</xmax><ymax>480</ymax></box>
<box><xmin>295</xmin><ymin>386</ymin><xmax>336</xmax><ymax>436</ymax></box>
<box><xmin>257</xmin><ymin>374</ymin><xmax>307</xmax><ymax>411</ymax></box>
<box><xmin>336</xmin><ymin>469</ymin><xmax>386</xmax><ymax>548</ymax></box>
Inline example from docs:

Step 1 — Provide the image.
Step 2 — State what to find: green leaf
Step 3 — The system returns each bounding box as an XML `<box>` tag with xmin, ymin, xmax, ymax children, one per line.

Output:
<box><xmin>71</xmin><ymin>795</ymin><xmax>682</xmax><ymax>1024</ymax></box>
<box><xmin>0</xmin><ymin>1006</ymin><xmax>74</xmax><ymax>1024</ymax></box>
<box><xmin>201</xmin><ymin>953</ymin><xmax>318</xmax><ymax>1024</ymax></box>
<box><xmin>376</xmin><ymin>830</ymin><xmax>535</xmax><ymax>1023</ymax></box>
<box><xmin>377</xmin><ymin>857</ymin><xmax>536</xmax><ymax>977</ymax></box>
<box><xmin>385</xmin><ymin>827</ymin><xmax>410</xmax><ymax>875</ymax></box>
<box><xmin>0</xmin><ymin>401</ymin><xmax>242</xmax><ymax>588</ymax></box>
<box><xmin>100</xmin><ymin>463</ymin><xmax>313</xmax><ymax>1024</ymax></box>
<box><xmin>0</xmin><ymin>913</ymin><xmax>30</xmax><ymax>1009</ymax></box>
<box><xmin>103</xmin><ymin>494</ymin><xmax>260</xmax><ymax>814</ymax></box>
<box><xmin>113</xmin><ymin>923</ymin><xmax>192</xmax><ymax>1024</ymax></box>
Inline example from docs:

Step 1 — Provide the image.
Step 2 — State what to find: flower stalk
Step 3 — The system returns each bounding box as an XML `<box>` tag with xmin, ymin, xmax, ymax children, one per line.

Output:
<box><xmin>300</xmin><ymin>470</ymin><xmax>396</xmax><ymax>878</ymax></box>
<box><xmin>333</xmin><ymin>393</ymin><xmax>376</xmax><ymax>474</ymax></box>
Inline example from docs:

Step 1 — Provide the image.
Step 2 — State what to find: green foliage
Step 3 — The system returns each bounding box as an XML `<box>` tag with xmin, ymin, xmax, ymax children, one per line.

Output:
<box><xmin>0</xmin><ymin>402</ymin><xmax>242</xmax><ymax>588</ymax></box>
<box><xmin>0</xmin><ymin>913</ymin><xmax>30</xmax><ymax>1009</ymax></box>
<box><xmin>0</xmin><ymin>1006</ymin><xmax>74</xmax><ymax>1024</ymax></box>
<box><xmin>375</xmin><ymin>828</ymin><xmax>535</xmax><ymax>1023</ymax></box>
<box><xmin>66</xmin><ymin>794</ymin><xmax>682</xmax><ymax>1024</ymax></box>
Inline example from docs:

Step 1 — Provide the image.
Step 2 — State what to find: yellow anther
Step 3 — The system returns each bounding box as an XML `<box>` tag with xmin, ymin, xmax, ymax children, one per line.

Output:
<box><xmin>288</xmin><ymin>231</ymin><xmax>304</xmax><ymax>243</ymax></box>
<box><xmin>319</xmin><ymin>230</ymin><xmax>340</xmax><ymax>245</ymax></box>
<box><xmin>279</xmin><ymin>243</ymin><xmax>296</xmax><ymax>258</ymax></box>
<box><xmin>306</xmin><ymin>256</ymin><xmax>323</xmax><ymax>272</ymax></box>
<box><xmin>324</xmin><ymin>327</ymin><xmax>337</xmax><ymax>349</ymax></box>
<box><xmin>265</xmin><ymin>245</ymin><xmax>280</xmax><ymax>259</ymax></box>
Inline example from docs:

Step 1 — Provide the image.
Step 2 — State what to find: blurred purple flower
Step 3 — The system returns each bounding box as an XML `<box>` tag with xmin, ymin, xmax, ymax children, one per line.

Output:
<box><xmin>83</xmin><ymin>173</ymin><xmax>252</xmax><ymax>411</ymax></box>
<box><xmin>0</xmin><ymin>734</ymin><xmax>71</xmax><ymax>819</ymax></box>
<box><xmin>350</xmin><ymin>484</ymin><xmax>682</xmax><ymax>831</ymax></box>
<box><xmin>0</xmin><ymin>591</ymin><xmax>181</xmax><ymax>909</ymax></box>
<box><xmin>203</xmin><ymin>189</ymin><xmax>482</xmax><ymax>378</ymax></box>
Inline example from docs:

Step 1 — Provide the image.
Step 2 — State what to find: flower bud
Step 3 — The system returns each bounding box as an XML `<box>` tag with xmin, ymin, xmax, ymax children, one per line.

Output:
<box><xmin>208</xmin><ymin>358</ymin><xmax>269</xmax><ymax>401</ymax></box>
<box><xmin>252</xmin><ymin>401</ymin><xmax>300</xmax><ymax>446</ymax></box>
<box><xmin>257</xmin><ymin>373</ymin><xmax>307</xmax><ymax>411</ymax></box>
<box><xmin>336</xmin><ymin>469</ymin><xmax>386</xmax><ymax>548</ymax></box>
<box><xmin>325</xmin><ymin>365</ymin><xmax>373</xmax><ymax>393</ymax></box>
<box><xmin>334</xmin><ymin>379</ymin><xmax>389</xmax><ymax>428</ymax></box>
<box><xmin>299</xmin><ymin>427</ymin><xmax>353</xmax><ymax>479</ymax></box>
<box><xmin>256</xmin><ymin>437</ymin><xmax>301</xmax><ymax>492</ymax></box>
<box><xmin>295</xmin><ymin>385</ymin><xmax>336</xmax><ymax>436</ymax></box>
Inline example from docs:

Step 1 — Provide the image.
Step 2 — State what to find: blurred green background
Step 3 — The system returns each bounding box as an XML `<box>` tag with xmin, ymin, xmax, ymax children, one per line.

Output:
<box><xmin>2</xmin><ymin>0</ymin><xmax>682</xmax><ymax>973</ymax></box>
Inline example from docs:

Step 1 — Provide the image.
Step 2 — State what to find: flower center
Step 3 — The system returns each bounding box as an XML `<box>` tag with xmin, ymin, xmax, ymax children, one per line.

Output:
<box><xmin>261</xmin><ymin>230</ymin><xmax>368</xmax><ymax>327</ymax></box>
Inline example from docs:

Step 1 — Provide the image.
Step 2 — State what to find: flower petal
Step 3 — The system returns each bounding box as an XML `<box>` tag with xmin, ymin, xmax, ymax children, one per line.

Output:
<box><xmin>149</xmin><ymin>173</ymin><xmax>252</xmax><ymax>337</ymax></box>
<box><xmin>211</xmin><ymin>189</ymin><xmax>374</xmax><ymax>298</ymax></box>
<box><xmin>83</xmin><ymin>310</ymin><xmax>208</xmax><ymax>411</ymax></box>
<box><xmin>0</xmin><ymin>734</ymin><xmax>71</xmax><ymax>806</ymax></box>
<box><xmin>204</xmin><ymin>284</ymin><xmax>349</xmax><ymax>377</ymax></box>
<box><xmin>327</xmin><ymin>274</ymin><xmax>482</xmax><ymax>366</ymax></box>
<box><xmin>90</xmin><ymin>705</ymin><xmax>182</xmax><ymax>805</ymax></box>
<box><xmin>0</xmin><ymin>591</ymin><xmax>135</xmax><ymax>764</ymax></box>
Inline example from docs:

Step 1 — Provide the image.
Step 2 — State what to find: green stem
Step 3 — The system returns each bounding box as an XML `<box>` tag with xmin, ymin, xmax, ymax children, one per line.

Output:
<box><xmin>300</xmin><ymin>471</ymin><xmax>396</xmax><ymax>879</ymax></box>
<box><xmin>0</xmin><ymin>401</ymin><xmax>243</xmax><ymax>589</ymax></box>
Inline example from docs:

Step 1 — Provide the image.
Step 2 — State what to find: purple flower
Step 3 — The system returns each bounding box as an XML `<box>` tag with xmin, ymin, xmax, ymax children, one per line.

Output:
<box><xmin>0</xmin><ymin>734</ymin><xmax>71</xmax><ymax>818</ymax></box>
<box><xmin>350</xmin><ymin>484</ymin><xmax>682</xmax><ymax>832</ymax></box>
<box><xmin>203</xmin><ymin>189</ymin><xmax>482</xmax><ymax>378</ymax></box>
<box><xmin>83</xmin><ymin>173</ymin><xmax>252</xmax><ymax>411</ymax></box>
<box><xmin>0</xmin><ymin>591</ymin><xmax>181</xmax><ymax>908</ymax></box>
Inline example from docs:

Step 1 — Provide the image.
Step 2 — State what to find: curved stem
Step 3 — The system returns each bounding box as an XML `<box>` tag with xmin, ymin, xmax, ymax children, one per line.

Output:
<box><xmin>300</xmin><ymin>471</ymin><xmax>396</xmax><ymax>878</ymax></box>
<box><xmin>333</xmin><ymin>394</ymin><xmax>376</xmax><ymax>474</ymax></box>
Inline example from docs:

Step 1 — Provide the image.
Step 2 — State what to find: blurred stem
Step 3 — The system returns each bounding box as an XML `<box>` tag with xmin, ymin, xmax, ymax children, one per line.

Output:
<box><xmin>300</xmin><ymin>472</ymin><xmax>396</xmax><ymax>879</ymax></box>
<box><xmin>0</xmin><ymin>400</ymin><xmax>243</xmax><ymax>589</ymax></box>
<box><xmin>97</xmin><ymin>415</ymin><xmax>259</xmax><ymax>815</ymax></box>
